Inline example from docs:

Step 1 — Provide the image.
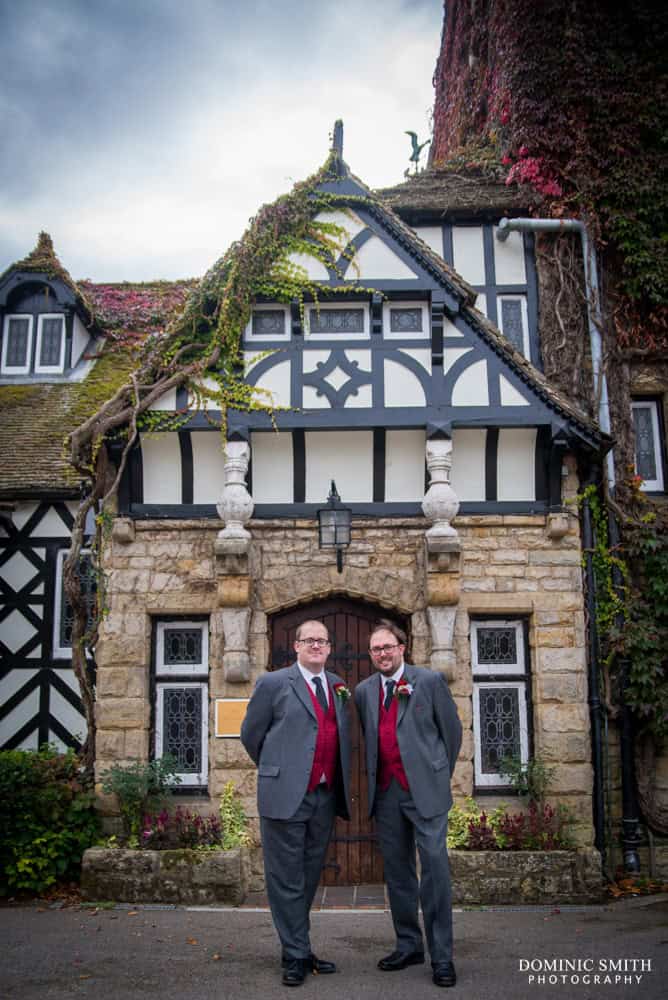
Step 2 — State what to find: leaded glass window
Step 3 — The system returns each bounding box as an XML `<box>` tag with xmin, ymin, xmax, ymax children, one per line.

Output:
<box><xmin>252</xmin><ymin>309</ymin><xmax>286</xmax><ymax>337</ymax></box>
<box><xmin>163</xmin><ymin>628</ymin><xmax>203</xmax><ymax>665</ymax></box>
<box><xmin>2</xmin><ymin>316</ymin><xmax>32</xmax><ymax>371</ymax></box>
<box><xmin>499</xmin><ymin>296</ymin><xmax>527</xmax><ymax>355</ymax></box>
<box><xmin>38</xmin><ymin>316</ymin><xmax>64</xmax><ymax>369</ymax></box>
<box><xmin>308</xmin><ymin>308</ymin><xmax>364</xmax><ymax>334</ymax></box>
<box><xmin>478</xmin><ymin>686</ymin><xmax>521</xmax><ymax>773</ymax></box>
<box><xmin>56</xmin><ymin>550</ymin><xmax>96</xmax><ymax>653</ymax></box>
<box><xmin>390</xmin><ymin>308</ymin><xmax>423</xmax><ymax>333</ymax></box>
<box><xmin>156</xmin><ymin>620</ymin><xmax>208</xmax><ymax>675</ymax></box>
<box><xmin>631</xmin><ymin>399</ymin><xmax>665</xmax><ymax>492</ymax></box>
<box><xmin>162</xmin><ymin>687</ymin><xmax>203</xmax><ymax>773</ymax></box>
<box><xmin>470</xmin><ymin>619</ymin><xmax>529</xmax><ymax>787</ymax></box>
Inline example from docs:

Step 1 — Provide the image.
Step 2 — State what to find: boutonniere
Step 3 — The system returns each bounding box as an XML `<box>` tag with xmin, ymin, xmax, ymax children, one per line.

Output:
<box><xmin>394</xmin><ymin>679</ymin><xmax>414</xmax><ymax>700</ymax></box>
<box><xmin>333</xmin><ymin>683</ymin><xmax>351</xmax><ymax>702</ymax></box>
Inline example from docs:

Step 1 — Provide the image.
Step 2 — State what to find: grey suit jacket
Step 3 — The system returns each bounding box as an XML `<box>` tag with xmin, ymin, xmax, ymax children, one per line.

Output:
<box><xmin>240</xmin><ymin>663</ymin><xmax>352</xmax><ymax>821</ymax></box>
<box><xmin>354</xmin><ymin>665</ymin><xmax>462</xmax><ymax>820</ymax></box>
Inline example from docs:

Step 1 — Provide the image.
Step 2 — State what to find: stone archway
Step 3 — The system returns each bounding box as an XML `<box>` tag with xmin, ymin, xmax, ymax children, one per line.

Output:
<box><xmin>268</xmin><ymin>595</ymin><xmax>410</xmax><ymax>885</ymax></box>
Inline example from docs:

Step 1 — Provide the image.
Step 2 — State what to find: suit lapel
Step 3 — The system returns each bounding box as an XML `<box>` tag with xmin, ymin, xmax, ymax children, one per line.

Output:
<box><xmin>289</xmin><ymin>662</ymin><xmax>317</xmax><ymax>720</ymax></box>
<box><xmin>396</xmin><ymin>665</ymin><xmax>415</xmax><ymax>727</ymax></box>
<box><xmin>369</xmin><ymin>672</ymin><xmax>380</xmax><ymax>733</ymax></box>
<box><xmin>326</xmin><ymin>670</ymin><xmax>344</xmax><ymax>730</ymax></box>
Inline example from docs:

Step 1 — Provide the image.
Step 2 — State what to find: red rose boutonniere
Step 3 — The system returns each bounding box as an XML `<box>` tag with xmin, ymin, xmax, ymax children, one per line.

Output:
<box><xmin>394</xmin><ymin>679</ymin><xmax>414</xmax><ymax>700</ymax></box>
<box><xmin>333</xmin><ymin>683</ymin><xmax>351</xmax><ymax>702</ymax></box>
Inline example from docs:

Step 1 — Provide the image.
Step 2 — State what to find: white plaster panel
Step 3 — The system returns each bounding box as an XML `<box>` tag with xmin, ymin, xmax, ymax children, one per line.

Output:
<box><xmin>344</xmin><ymin>384</ymin><xmax>373</xmax><ymax>408</ymax></box>
<box><xmin>0</xmin><ymin>686</ymin><xmax>39</xmax><ymax>746</ymax></box>
<box><xmin>444</xmin><ymin>347</ymin><xmax>472</xmax><ymax>372</ymax></box>
<box><xmin>1</xmin><ymin>551</ymin><xmax>39</xmax><ymax>591</ymax></box>
<box><xmin>189</xmin><ymin>375</ymin><xmax>221</xmax><ymax>409</ymax></box>
<box><xmin>2</xmin><ymin>609</ymin><xmax>37</xmax><ymax>652</ymax></box>
<box><xmin>443</xmin><ymin>317</ymin><xmax>464</xmax><ymax>338</ymax></box>
<box><xmin>313</xmin><ymin>209</ymin><xmax>365</xmax><ymax>242</ymax></box>
<box><xmin>397</xmin><ymin>348</ymin><xmax>431</xmax><ymax>374</ymax></box>
<box><xmin>72</xmin><ymin>314</ymin><xmax>89</xmax><ymax>366</ymax></box>
<box><xmin>17</xmin><ymin>730</ymin><xmax>39</xmax><ymax>750</ymax></box>
<box><xmin>452</xmin><ymin>226</ymin><xmax>485</xmax><ymax>285</ymax></box>
<box><xmin>451</xmin><ymin>429</ymin><xmax>486</xmax><ymax>501</ymax></box>
<box><xmin>493</xmin><ymin>226</ymin><xmax>527</xmax><ymax>284</ymax></box>
<box><xmin>250</xmin><ymin>432</ymin><xmax>293</xmax><ymax>504</ymax></box>
<box><xmin>0</xmin><ymin>668</ymin><xmax>38</xmax><ymax>705</ymax></box>
<box><xmin>497</xmin><ymin>428</ymin><xmax>537</xmax><ymax>501</ymax></box>
<box><xmin>302</xmin><ymin>350</ymin><xmax>333</xmax><ymax>374</ymax></box>
<box><xmin>500</xmin><ymin>374</ymin><xmax>531</xmax><ymax>406</ymax></box>
<box><xmin>343</xmin><ymin>350</ymin><xmax>371</xmax><ymax>371</ymax></box>
<box><xmin>53</xmin><ymin>668</ymin><xmax>82</xmax><ymax>693</ymax></box>
<box><xmin>414</xmin><ymin>226</ymin><xmax>444</xmax><ymax>257</ymax></box>
<box><xmin>384</xmin><ymin>358</ymin><xmax>427</xmax><ymax>407</ymax></box>
<box><xmin>26</xmin><ymin>645</ymin><xmax>42</xmax><ymax>658</ymax></box>
<box><xmin>150</xmin><ymin>387</ymin><xmax>178</xmax><ymax>411</ymax></box>
<box><xmin>305</xmin><ymin>431</ymin><xmax>373</xmax><ymax>503</ymax></box>
<box><xmin>140</xmin><ymin>432</ymin><xmax>181</xmax><ymax>504</ymax></box>
<box><xmin>350</xmin><ymin>236</ymin><xmax>418</xmax><ymax>280</ymax></box>
<box><xmin>451</xmin><ymin>359</ymin><xmax>489</xmax><ymax>406</ymax></box>
<box><xmin>385</xmin><ymin>430</ymin><xmax>426</xmax><ymax>502</ymax></box>
<box><xmin>302</xmin><ymin>385</ymin><xmax>331</xmax><ymax>409</ymax></box>
<box><xmin>191</xmin><ymin>432</ymin><xmax>226</xmax><ymax>504</ymax></box>
<box><xmin>30</xmin><ymin>507</ymin><xmax>70</xmax><ymax>538</ymax></box>
<box><xmin>252</xmin><ymin>359</ymin><xmax>291</xmax><ymax>408</ymax></box>
<box><xmin>50</xmin><ymin>686</ymin><xmax>86</xmax><ymax>744</ymax></box>
<box><xmin>287</xmin><ymin>252</ymin><xmax>330</xmax><ymax>281</ymax></box>
<box><xmin>476</xmin><ymin>296</ymin><xmax>489</xmax><ymax>318</ymax></box>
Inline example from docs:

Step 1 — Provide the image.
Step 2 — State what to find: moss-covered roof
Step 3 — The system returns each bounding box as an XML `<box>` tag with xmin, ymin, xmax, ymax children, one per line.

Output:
<box><xmin>377</xmin><ymin>165</ymin><xmax>537</xmax><ymax>221</ymax></box>
<box><xmin>0</xmin><ymin>232</ymin><xmax>95</xmax><ymax>322</ymax></box>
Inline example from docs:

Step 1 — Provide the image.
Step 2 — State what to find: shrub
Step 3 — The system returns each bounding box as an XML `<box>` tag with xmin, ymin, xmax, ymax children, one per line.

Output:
<box><xmin>448</xmin><ymin>797</ymin><xmax>574</xmax><ymax>851</ymax></box>
<box><xmin>173</xmin><ymin>807</ymin><xmax>222</xmax><ymax>849</ymax></box>
<box><xmin>219</xmin><ymin>781</ymin><xmax>251</xmax><ymax>849</ymax></box>
<box><xmin>100</xmin><ymin>756</ymin><xmax>180</xmax><ymax>843</ymax></box>
<box><xmin>499</xmin><ymin>754</ymin><xmax>556</xmax><ymax>806</ymax></box>
<box><xmin>0</xmin><ymin>747</ymin><xmax>99</xmax><ymax>895</ymax></box>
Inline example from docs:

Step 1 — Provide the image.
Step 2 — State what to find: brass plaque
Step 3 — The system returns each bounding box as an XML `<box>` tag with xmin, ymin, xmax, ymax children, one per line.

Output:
<box><xmin>214</xmin><ymin>698</ymin><xmax>250</xmax><ymax>738</ymax></box>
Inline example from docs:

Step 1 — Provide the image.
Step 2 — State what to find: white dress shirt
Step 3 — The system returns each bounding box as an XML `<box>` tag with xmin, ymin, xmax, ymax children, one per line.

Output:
<box><xmin>298</xmin><ymin>663</ymin><xmax>330</xmax><ymax>707</ymax></box>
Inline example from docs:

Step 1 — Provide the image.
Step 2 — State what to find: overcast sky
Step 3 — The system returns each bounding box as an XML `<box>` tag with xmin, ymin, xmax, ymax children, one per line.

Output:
<box><xmin>0</xmin><ymin>0</ymin><xmax>442</xmax><ymax>282</ymax></box>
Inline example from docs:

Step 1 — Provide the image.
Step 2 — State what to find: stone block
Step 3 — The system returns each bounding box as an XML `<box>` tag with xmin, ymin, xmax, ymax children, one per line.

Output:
<box><xmin>95</xmin><ymin>698</ymin><xmax>150</xmax><ymax>730</ymax></box>
<box><xmin>536</xmin><ymin>627</ymin><xmax>575</xmax><ymax>648</ymax></box>
<box><xmin>218</xmin><ymin>575</ymin><xmax>251</xmax><ymax>606</ymax></box>
<box><xmin>548</xmin><ymin>763</ymin><xmax>594</xmax><ymax>795</ymax></box>
<box><xmin>538</xmin><ymin>647</ymin><xmax>586</xmax><ymax>673</ymax></box>
<box><xmin>491</xmin><ymin>549</ymin><xmax>529</xmax><ymax>564</ymax></box>
<box><xmin>96</xmin><ymin>730</ymin><xmax>124</xmax><ymax>758</ymax></box>
<box><xmin>123</xmin><ymin>729</ymin><xmax>149</xmax><ymax>759</ymax></box>
<box><xmin>538</xmin><ymin>731</ymin><xmax>591</xmax><ymax>763</ymax></box>
<box><xmin>538</xmin><ymin>673</ymin><xmax>585</xmax><ymax>702</ymax></box>
<box><xmin>96</xmin><ymin>668</ymin><xmax>129</xmax><ymax>698</ymax></box>
<box><xmin>541</xmin><ymin>704</ymin><xmax>590</xmax><ymax>733</ymax></box>
<box><xmin>112</xmin><ymin>519</ymin><xmax>135</xmax><ymax>545</ymax></box>
<box><xmin>528</xmin><ymin>550</ymin><xmax>581</xmax><ymax>566</ymax></box>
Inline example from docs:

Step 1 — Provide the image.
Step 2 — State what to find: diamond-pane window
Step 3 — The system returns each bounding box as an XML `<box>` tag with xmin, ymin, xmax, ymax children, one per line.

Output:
<box><xmin>308</xmin><ymin>308</ymin><xmax>364</xmax><ymax>334</ymax></box>
<box><xmin>390</xmin><ymin>308</ymin><xmax>422</xmax><ymax>333</ymax></box>
<box><xmin>163</xmin><ymin>687</ymin><xmax>203</xmax><ymax>773</ymax></box>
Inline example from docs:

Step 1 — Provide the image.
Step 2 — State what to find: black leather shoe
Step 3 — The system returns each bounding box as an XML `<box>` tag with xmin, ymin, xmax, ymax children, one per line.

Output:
<box><xmin>378</xmin><ymin>949</ymin><xmax>425</xmax><ymax>971</ymax></box>
<box><xmin>282</xmin><ymin>959</ymin><xmax>306</xmax><ymax>987</ymax></box>
<box><xmin>432</xmin><ymin>961</ymin><xmax>457</xmax><ymax>987</ymax></box>
<box><xmin>309</xmin><ymin>954</ymin><xmax>336</xmax><ymax>974</ymax></box>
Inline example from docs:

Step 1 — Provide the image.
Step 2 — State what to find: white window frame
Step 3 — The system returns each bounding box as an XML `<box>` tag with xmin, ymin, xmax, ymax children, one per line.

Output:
<box><xmin>470</xmin><ymin>618</ymin><xmax>530</xmax><ymax>787</ymax></box>
<box><xmin>497</xmin><ymin>294</ymin><xmax>530</xmax><ymax>358</ymax></box>
<box><xmin>155</xmin><ymin>620</ymin><xmax>209</xmax><ymax>676</ymax></box>
<box><xmin>1</xmin><ymin>314</ymin><xmax>33</xmax><ymax>374</ymax></box>
<box><xmin>631</xmin><ymin>399</ymin><xmax>665</xmax><ymax>492</ymax></box>
<box><xmin>303</xmin><ymin>302</ymin><xmax>370</xmax><ymax>340</ymax></box>
<box><xmin>155</xmin><ymin>681</ymin><xmax>209</xmax><ymax>786</ymax></box>
<box><xmin>244</xmin><ymin>305</ymin><xmax>290</xmax><ymax>343</ymax></box>
<box><xmin>382</xmin><ymin>300</ymin><xmax>429</xmax><ymax>340</ymax></box>
<box><xmin>472</xmin><ymin>681</ymin><xmax>530</xmax><ymax>788</ymax></box>
<box><xmin>471</xmin><ymin>619</ymin><xmax>526</xmax><ymax>676</ymax></box>
<box><xmin>35</xmin><ymin>314</ymin><xmax>66</xmax><ymax>374</ymax></box>
<box><xmin>53</xmin><ymin>547</ymin><xmax>92</xmax><ymax>659</ymax></box>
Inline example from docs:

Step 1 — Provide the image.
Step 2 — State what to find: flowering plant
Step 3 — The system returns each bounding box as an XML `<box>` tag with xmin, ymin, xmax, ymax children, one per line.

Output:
<box><xmin>394</xmin><ymin>679</ymin><xmax>414</xmax><ymax>699</ymax></box>
<box><xmin>333</xmin><ymin>683</ymin><xmax>351</xmax><ymax>702</ymax></box>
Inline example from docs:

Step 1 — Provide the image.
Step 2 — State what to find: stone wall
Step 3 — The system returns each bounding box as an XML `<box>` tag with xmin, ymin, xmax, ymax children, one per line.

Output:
<box><xmin>95</xmin><ymin>453</ymin><xmax>594</xmax><ymax>855</ymax></box>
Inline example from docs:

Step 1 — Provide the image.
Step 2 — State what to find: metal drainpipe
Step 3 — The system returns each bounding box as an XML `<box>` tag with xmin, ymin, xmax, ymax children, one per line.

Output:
<box><xmin>496</xmin><ymin>218</ymin><xmax>642</xmax><ymax>872</ymax></box>
<box><xmin>496</xmin><ymin>217</ymin><xmax>614</xmax><ymax>491</ymax></box>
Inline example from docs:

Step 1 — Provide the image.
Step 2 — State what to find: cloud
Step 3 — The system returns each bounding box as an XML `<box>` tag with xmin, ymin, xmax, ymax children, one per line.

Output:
<box><xmin>0</xmin><ymin>0</ymin><xmax>441</xmax><ymax>280</ymax></box>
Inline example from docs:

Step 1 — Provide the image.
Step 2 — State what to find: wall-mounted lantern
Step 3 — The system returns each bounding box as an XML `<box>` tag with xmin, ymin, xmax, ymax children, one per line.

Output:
<box><xmin>317</xmin><ymin>480</ymin><xmax>352</xmax><ymax>573</ymax></box>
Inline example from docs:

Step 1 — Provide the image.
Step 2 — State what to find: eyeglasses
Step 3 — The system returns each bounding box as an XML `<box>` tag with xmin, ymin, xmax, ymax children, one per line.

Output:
<box><xmin>296</xmin><ymin>638</ymin><xmax>331</xmax><ymax>648</ymax></box>
<box><xmin>369</xmin><ymin>643</ymin><xmax>401</xmax><ymax>656</ymax></box>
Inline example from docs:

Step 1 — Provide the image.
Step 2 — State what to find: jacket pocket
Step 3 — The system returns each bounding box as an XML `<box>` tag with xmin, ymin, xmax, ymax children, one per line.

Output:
<box><xmin>259</xmin><ymin>764</ymin><xmax>280</xmax><ymax>777</ymax></box>
<box><xmin>432</xmin><ymin>756</ymin><xmax>449</xmax><ymax>772</ymax></box>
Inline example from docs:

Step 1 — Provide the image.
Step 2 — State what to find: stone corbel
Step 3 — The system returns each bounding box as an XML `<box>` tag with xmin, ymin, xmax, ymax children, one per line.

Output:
<box><xmin>221</xmin><ymin>608</ymin><xmax>251</xmax><ymax>683</ymax></box>
<box><xmin>546</xmin><ymin>511</ymin><xmax>569</xmax><ymax>540</ymax></box>
<box><xmin>422</xmin><ymin>437</ymin><xmax>462</xmax><ymax>604</ymax></box>
<box><xmin>427</xmin><ymin>606</ymin><xmax>457</xmax><ymax>682</ymax></box>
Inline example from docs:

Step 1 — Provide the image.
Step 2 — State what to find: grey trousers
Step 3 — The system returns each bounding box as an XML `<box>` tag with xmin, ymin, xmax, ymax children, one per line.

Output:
<box><xmin>374</xmin><ymin>779</ymin><xmax>453</xmax><ymax>964</ymax></box>
<box><xmin>260</xmin><ymin>785</ymin><xmax>336</xmax><ymax>960</ymax></box>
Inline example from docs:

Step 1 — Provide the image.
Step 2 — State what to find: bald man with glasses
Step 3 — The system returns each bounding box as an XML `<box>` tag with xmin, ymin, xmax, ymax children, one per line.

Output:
<box><xmin>241</xmin><ymin>619</ymin><xmax>351</xmax><ymax>987</ymax></box>
<box><xmin>354</xmin><ymin>619</ymin><xmax>462</xmax><ymax>988</ymax></box>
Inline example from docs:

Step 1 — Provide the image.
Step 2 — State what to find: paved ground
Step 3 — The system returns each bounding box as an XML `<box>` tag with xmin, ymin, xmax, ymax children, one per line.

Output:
<box><xmin>1</xmin><ymin>895</ymin><xmax>667</xmax><ymax>1000</ymax></box>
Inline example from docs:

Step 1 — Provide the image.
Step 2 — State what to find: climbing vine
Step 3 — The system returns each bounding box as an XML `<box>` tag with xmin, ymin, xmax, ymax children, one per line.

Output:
<box><xmin>62</xmin><ymin>149</ymin><xmax>368</xmax><ymax>773</ymax></box>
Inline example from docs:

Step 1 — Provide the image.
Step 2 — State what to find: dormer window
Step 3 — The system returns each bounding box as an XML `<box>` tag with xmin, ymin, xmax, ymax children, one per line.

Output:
<box><xmin>35</xmin><ymin>314</ymin><xmax>66</xmax><ymax>373</ymax></box>
<box><xmin>1</xmin><ymin>314</ymin><xmax>33</xmax><ymax>373</ymax></box>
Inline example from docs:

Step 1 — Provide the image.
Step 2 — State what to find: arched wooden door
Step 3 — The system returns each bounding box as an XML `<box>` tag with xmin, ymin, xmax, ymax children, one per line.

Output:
<box><xmin>269</xmin><ymin>597</ymin><xmax>410</xmax><ymax>885</ymax></box>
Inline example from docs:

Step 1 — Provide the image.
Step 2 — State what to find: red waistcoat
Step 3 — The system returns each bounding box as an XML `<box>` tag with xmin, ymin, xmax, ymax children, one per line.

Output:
<box><xmin>306</xmin><ymin>682</ymin><xmax>339</xmax><ymax>792</ymax></box>
<box><xmin>377</xmin><ymin>684</ymin><xmax>409</xmax><ymax>791</ymax></box>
